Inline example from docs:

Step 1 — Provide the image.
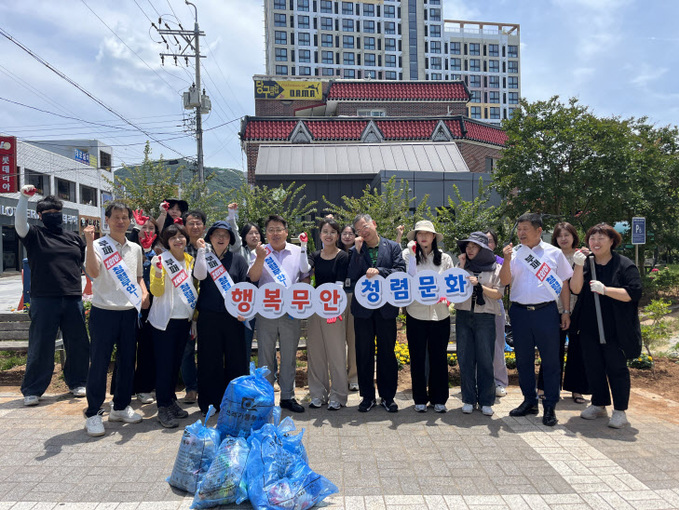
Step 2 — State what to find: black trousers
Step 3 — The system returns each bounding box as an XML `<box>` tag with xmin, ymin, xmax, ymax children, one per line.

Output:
<box><xmin>354</xmin><ymin>315</ymin><xmax>397</xmax><ymax>402</ymax></box>
<box><xmin>153</xmin><ymin>319</ymin><xmax>191</xmax><ymax>408</ymax></box>
<box><xmin>580</xmin><ymin>331</ymin><xmax>630</xmax><ymax>410</ymax></box>
<box><xmin>537</xmin><ymin>327</ymin><xmax>589</xmax><ymax>395</ymax></box>
<box><xmin>197</xmin><ymin>310</ymin><xmax>248</xmax><ymax>414</ymax></box>
<box><xmin>406</xmin><ymin>314</ymin><xmax>450</xmax><ymax>406</ymax></box>
<box><xmin>133</xmin><ymin>307</ymin><xmax>156</xmax><ymax>394</ymax></box>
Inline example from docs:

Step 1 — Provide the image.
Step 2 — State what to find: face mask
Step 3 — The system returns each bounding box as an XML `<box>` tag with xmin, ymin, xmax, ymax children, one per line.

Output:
<box><xmin>41</xmin><ymin>212</ymin><xmax>63</xmax><ymax>231</ymax></box>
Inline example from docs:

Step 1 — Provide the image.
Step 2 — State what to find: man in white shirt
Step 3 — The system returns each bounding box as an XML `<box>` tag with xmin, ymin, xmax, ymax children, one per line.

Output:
<box><xmin>500</xmin><ymin>213</ymin><xmax>573</xmax><ymax>426</ymax></box>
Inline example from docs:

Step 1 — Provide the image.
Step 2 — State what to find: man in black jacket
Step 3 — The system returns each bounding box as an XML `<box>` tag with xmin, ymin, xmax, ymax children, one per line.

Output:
<box><xmin>348</xmin><ymin>214</ymin><xmax>406</xmax><ymax>413</ymax></box>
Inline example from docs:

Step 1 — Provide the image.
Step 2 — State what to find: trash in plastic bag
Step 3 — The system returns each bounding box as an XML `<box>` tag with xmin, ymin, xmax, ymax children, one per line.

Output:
<box><xmin>167</xmin><ymin>405</ymin><xmax>220</xmax><ymax>494</ymax></box>
<box><xmin>246</xmin><ymin>425</ymin><xmax>338</xmax><ymax>510</ymax></box>
<box><xmin>248</xmin><ymin>416</ymin><xmax>308</xmax><ymax>465</ymax></box>
<box><xmin>191</xmin><ymin>436</ymin><xmax>251</xmax><ymax>509</ymax></box>
<box><xmin>217</xmin><ymin>362</ymin><xmax>276</xmax><ymax>439</ymax></box>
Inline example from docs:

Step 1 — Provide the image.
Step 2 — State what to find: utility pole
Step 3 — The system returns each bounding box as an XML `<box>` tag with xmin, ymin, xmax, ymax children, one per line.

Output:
<box><xmin>155</xmin><ymin>1</ymin><xmax>210</xmax><ymax>182</ymax></box>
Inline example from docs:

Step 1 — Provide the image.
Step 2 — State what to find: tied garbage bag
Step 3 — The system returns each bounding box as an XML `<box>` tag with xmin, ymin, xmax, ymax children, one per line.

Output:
<box><xmin>167</xmin><ymin>406</ymin><xmax>220</xmax><ymax>493</ymax></box>
<box><xmin>246</xmin><ymin>424</ymin><xmax>338</xmax><ymax>510</ymax></box>
<box><xmin>248</xmin><ymin>417</ymin><xmax>308</xmax><ymax>465</ymax></box>
<box><xmin>217</xmin><ymin>362</ymin><xmax>275</xmax><ymax>439</ymax></box>
<box><xmin>191</xmin><ymin>436</ymin><xmax>251</xmax><ymax>509</ymax></box>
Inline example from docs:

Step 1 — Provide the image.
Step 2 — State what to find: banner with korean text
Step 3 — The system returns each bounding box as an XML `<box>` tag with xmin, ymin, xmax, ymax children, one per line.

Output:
<box><xmin>0</xmin><ymin>136</ymin><xmax>17</xmax><ymax>193</ymax></box>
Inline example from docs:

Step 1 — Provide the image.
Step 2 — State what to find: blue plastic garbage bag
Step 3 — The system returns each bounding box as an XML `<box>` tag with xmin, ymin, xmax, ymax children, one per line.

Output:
<box><xmin>246</xmin><ymin>423</ymin><xmax>338</xmax><ymax>510</ymax></box>
<box><xmin>248</xmin><ymin>416</ymin><xmax>308</xmax><ymax>465</ymax></box>
<box><xmin>191</xmin><ymin>436</ymin><xmax>251</xmax><ymax>509</ymax></box>
<box><xmin>167</xmin><ymin>406</ymin><xmax>220</xmax><ymax>493</ymax></box>
<box><xmin>217</xmin><ymin>362</ymin><xmax>276</xmax><ymax>439</ymax></box>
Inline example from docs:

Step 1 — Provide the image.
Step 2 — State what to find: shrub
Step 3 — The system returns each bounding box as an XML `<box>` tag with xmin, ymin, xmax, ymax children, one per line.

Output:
<box><xmin>628</xmin><ymin>353</ymin><xmax>653</xmax><ymax>370</ymax></box>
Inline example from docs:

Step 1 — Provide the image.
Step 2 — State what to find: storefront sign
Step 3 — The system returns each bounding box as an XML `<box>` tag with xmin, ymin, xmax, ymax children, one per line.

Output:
<box><xmin>80</xmin><ymin>215</ymin><xmax>102</xmax><ymax>231</ymax></box>
<box><xmin>0</xmin><ymin>136</ymin><xmax>17</xmax><ymax>193</ymax></box>
<box><xmin>254</xmin><ymin>79</ymin><xmax>322</xmax><ymax>100</ymax></box>
<box><xmin>74</xmin><ymin>148</ymin><xmax>90</xmax><ymax>165</ymax></box>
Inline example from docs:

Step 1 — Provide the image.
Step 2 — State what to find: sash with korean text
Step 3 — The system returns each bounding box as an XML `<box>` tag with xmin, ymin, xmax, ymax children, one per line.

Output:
<box><xmin>262</xmin><ymin>244</ymin><xmax>292</xmax><ymax>288</ymax></box>
<box><xmin>515</xmin><ymin>245</ymin><xmax>563</xmax><ymax>302</ymax></box>
<box><xmin>160</xmin><ymin>251</ymin><xmax>198</xmax><ymax>313</ymax></box>
<box><xmin>204</xmin><ymin>250</ymin><xmax>236</xmax><ymax>307</ymax></box>
<box><xmin>94</xmin><ymin>235</ymin><xmax>143</xmax><ymax>312</ymax></box>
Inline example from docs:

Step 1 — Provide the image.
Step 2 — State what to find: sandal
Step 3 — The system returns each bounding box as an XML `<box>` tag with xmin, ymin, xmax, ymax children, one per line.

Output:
<box><xmin>572</xmin><ymin>394</ymin><xmax>586</xmax><ymax>404</ymax></box>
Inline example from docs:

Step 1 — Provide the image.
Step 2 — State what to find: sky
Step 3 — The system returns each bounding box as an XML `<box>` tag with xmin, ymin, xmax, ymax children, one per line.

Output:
<box><xmin>1</xmin><ymin>0</ymin><xmax>678</xmax><ymax>174</ymax></box>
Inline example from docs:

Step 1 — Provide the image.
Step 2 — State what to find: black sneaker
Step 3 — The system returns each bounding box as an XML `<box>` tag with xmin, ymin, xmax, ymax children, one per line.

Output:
<box><xmin>358</xmin><ymin>398</ymin><xmax>376</xmax><ymax>412</ymax></box>
<box><xmin>157</xmin><ymin>406</ymin><xmax>178</xmax><ymax>428</ymax></box>
<box><xmin>381</xmin><ymin>398</ymin><xmax>398</xmax><ymax>413</ymax></box>
<box><xmin>169</xmin><ymin>400</ymin><xmax>189</xmax><ymax>419</ymax></box>
<box><xmin>280</xmin><ymin>398</ymin><xmax>305</xmax><ymax>413</ymax></box>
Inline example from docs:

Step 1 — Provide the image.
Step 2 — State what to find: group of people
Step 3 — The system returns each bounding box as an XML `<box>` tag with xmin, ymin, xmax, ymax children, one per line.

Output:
<box><xmin>16</xmin><ymin>183</ymin><xmax>641</xmax><ymax>436</ymax></box>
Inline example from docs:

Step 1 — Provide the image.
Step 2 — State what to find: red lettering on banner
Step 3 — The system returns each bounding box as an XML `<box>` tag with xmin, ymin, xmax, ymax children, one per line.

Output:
<box><xmin>171</xmin><ymin>271</ymin><xmax>188</xmax><ymax>287</ymax></box>
<box><xmin>104</xmin><ymin>252</ymin><xmax>121</xmax><ymax>270</ymax></box>
<box><xmin>263</xmin><ymin>287</ymin><xmax>283</xmax><ymax>312</ymax></box>
<box><xmin>536</xmin><ymin>263</ymin><xmax>551</xmax><ymax>282</ymax></box>
<box><xmin>290</xmin><ymin>288</ymin><xmax>312</xmax><ymax>311</ymax></box>
<box><xmin>320</xmin><ymin>288</ymin><xmax>341</xmax><ymax>313</ymax></box>
<box><xmin>210</xmin><ymin>265</ymin><xmax>226</xmax><ymax>279</ymax></box>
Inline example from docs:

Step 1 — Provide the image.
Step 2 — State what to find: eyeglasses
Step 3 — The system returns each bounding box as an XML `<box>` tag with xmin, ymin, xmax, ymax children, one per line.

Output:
<box><xmin>355</xmin><ymin>224</ymin><xmax>372</xmax><ymax>233</ymax></box>
<box><xmin>266</xmin><ymin>227</ymin><xmax>286</xmax><ymax>234</ymax></box>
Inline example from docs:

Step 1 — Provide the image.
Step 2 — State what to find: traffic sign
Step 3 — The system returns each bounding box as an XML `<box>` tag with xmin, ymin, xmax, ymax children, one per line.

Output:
<box><xmin>632</xmin><ymin>217</ymin><xmax>646</xmax><ymax>245</ymax></box>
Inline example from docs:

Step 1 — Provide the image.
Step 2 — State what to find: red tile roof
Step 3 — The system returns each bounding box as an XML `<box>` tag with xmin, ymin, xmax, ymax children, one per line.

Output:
<box><xmin>240</xmin><ymin>117</ymin><xmax>506</xmax><ymax>147</ymax></box>
<box><xmin>327</xmin><ymin>81</ymin><xmax>469</xmax><ymax>101</ymax></box>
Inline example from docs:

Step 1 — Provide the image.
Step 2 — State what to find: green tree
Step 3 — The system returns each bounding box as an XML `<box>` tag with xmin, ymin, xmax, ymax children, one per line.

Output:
<box><xmin>321</xmin><ymin>176</ymin><xmax>431</xmax><ymax>239</ymax></box>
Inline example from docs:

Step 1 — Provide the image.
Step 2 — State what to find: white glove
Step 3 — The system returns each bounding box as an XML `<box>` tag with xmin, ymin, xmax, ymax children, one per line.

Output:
<box><xmin>20</xmin><ymin>185</ymin><xmax>37</xmax><ymax>197</ymax></box>
<box><xmin>572</xmin><ymin>250</ymin><xmax>587</xmax><ymax>267</ymax></box>
<box><xmin>190</xmin><ymin>320</ymin><xmax>198</xmax><ymax>339</ymax></box>
<box><xmin>590</xmin><ymin>280</ymin><xmax>606</xmax><ymax>295</ymax></box>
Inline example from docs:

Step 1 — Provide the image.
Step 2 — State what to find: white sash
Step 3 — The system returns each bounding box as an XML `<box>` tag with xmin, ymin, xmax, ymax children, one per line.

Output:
<box><xmin>204</xmin><ymin>250</ymin><xmax>236</xmax><ymax>308</ymax></box>
<box><xmin>94</xmin><ymin>235</ymin><xmax>143</xmax><ymax>312</ymax></box>
<box><xmin>160</xmin><ymin>251</ymin><xmax>198</xmax><ymax>313</ymax></box>
<box><xmin>515</xmin><ymin>245</ymin><xmax>563</xmax><ymax>302</ymax></box>
<box><xmin>262</xmin><ymin>244</ymin><xmax>292</xmax><ymax>288</ymax></box>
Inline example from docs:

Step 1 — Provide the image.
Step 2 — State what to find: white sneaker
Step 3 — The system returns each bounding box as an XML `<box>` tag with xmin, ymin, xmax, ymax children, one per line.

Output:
<box><xmin>328</xmin><ymin>401</ymin><xmax>342</xmax><ymax>411</ymax></box>
<box><xmin>71</xmin><ymin>387</ymin><xmax>86</xmax><ymax>398</ymax></box>
<box><xmin>414</xmin><ymin>404</ymin><xmax>427</xmax><ymax>413</ymax></box>
<box><xmin>434</xmin><ymin>404</ymin><xmax>447</xmax><ymax>413</ymax></box>
<box><xmin>136</xmin><ymin>393</ymin><xmax>154</xmax><ymax>404</ymax></box>
<box><xmin>495</xmin><ymin>386</ymin><xmax>507</xmax><ymax>397</ymax></box>
<box><xmin>580</xmin><ymin>405</ymin><xmax>608</xmax><ymax>420</ymax></box>
<box><xmin>109</xmin><ymin>405</ymin><xmax>143</xmax><ymax>424</ymax></box>
<box><xmin>348</xmin><ymin>382</ymin><xmax>359</xmax><ymax>391</ymax></box>
<box><xmin>481</xmin><ymin>406</ymin><xmax>494</xmax><ymax>416</ymax></box>
<box><xmin>85</xmin><ymin>414</ymin><xmax>105</xmax><ymax>437</ymax></box>
<box><xmin>608</xmin><ymin>410</ymin><xmax>629</xmax><ymax>429</ymax></box>
<box><xmin>461</xmin><ymin>403</ymin><xmax>474</xmax><ymax>414</ymax></box>
<box><xmin>23</xmin><ymin>395</ymin><xmax>39</xmax><ymax>406</ymax></box>
<box><xmin>309</xmin><ymin>398</ymin><xmax>324</xmax><ymax>409</ymax></box>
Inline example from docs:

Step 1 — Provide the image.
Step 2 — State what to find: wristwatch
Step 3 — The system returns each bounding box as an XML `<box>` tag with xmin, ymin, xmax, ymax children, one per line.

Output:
<box><xmin>562</xmin><ymin>310</ymin><xmax>571</xmax><ymax>314</ymax></box>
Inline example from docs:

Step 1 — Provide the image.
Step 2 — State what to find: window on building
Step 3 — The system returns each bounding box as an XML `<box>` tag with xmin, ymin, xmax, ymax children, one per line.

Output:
<box><xmin>384</xmin><ymin>21</ymin><xmax>395</xmax><ymax>34</ymax></box>
<box><xmin>470</xmin><ymin>106</ymin><xmax>481</xmax><ymax>119</ymax></box>
<box><xmin>508</xmin><ymin>61</ymin><xmax>519</xmax><ymax>73</ymax></box>
<box><xmin>357</xmin><ymin>109</ymin><xmax>385</xmax><ymax>117</ymax></box>
<box><xmin>508</xmin><ymin>107</ymin><xmax>518</xmax><ymax>118</ymax></box>
<box><xmin>342</xmin><ymin>19</ymin><xmax>354</xmax><ymax>31</ymax></box>
<box><xmin>99</xmin><ymin>151</ymin><xmax>111</xmax><ymax>170</ymax></box>
<box><xmin>320</xmin><ymin>0</ymin><xmax>332</xmax><ymax>13</ymax></box>
<box><xmin>384</xmin><ymin>5</ymin><xmax>395</xmax><ymax>17</ymax></box>
<box><xmin>430</xmin><ymin>56</ymin><xmax>441</xmax><ymax>69</ymax></box>
<box><xmin>430</xmin><ymin>8</ymin><xmax>441</xmax><ymax>21</ymax></box>
<box><xmin>489</xmin><ymin>91</ymin><xmax>500</xmax><ymax>103</ymax></box>
<box><xmin>342</xmin><ymin>2</ymin><xmax>353</xmax><ymax>15</ymax></box>
<box><xmin>469</xmin><ymin>90</ymin><xmax>481</xmax><ymax>103</ymax></box>
<box><xmin>274</xmin><ymin>13</ymin><xmax>286</xmax><ymax>26</ymax></box>
<box><xmin>24</xmin><ymin>169</ymin><xmax>50</xmax><ymax>196</ymax></box>
<box><xmin>385</xmin><ymin>71</ymin><xmax>397</xmax><ymax>80</ymax></box>
<box><xmin>508</xmin><ymin>45</ymin><xmax>518</xmax><ymax>58</ymax></box>
<box><xmin>298</xmin><ymin>32</ymin><xmax>310</xmax><ymax>45</ymax></box>
<box><xmin>297</xmin><ymin>0</ymin><xmax>309</xmax><ymax>11</ymax></box>
<box><xmin>508</xmin><ymin>76</ymin><xmax>519</xmax><ymax>88</ymax></box>
<box><xmin>489</xmin><ymin>107</ymin><xmax>501</xmax><ymax>119</ymax></box>
<box><xmin>488</xmin><ymin>44</ymin><xmax>499</xmax><ymax>57</ymax></box>
<box><xmin>364</xmin><ymin>70</ymin><xmax>377</xmax><ymax>78</ymax></box>
<box><xmin>469</xmin><ymin>58</ymin><xmax>480</xmax><ymax>71</ymax></box>
<box><xmin>275</xmin><ymin>65</ymin><xmax>288</xmax><ymax>74</ymax></box>
<box><xmin>364</xmin><ymin>36</ymin><xmax>375</xmax><ymax>49</ymax></box>
<box><xmin>469</xmin><ymin>75</ymin><xmax>481</xmax><ymax>87</ymax></box>
<box><xmin>275</xmin><ymin>48</ymin><xmax>287</xmax><ymax>61</ymax></box>
<box><xmin>343</xmin><ymin>35</ymin><xmax>354</xmax><ymax>48</ymax></box>
<box><xmin>297</xmin><ymin>15</ymin><xmax>310</xmax><ymax>28</ymax></box>
<box><xmin>320</xmin><ymin>17</ymin><xmax>332</xmax><ymax>30</ymax></box>
<box><xmin>299</xmin><ymin>49</ymin><xmax>311</xmax><ymax>62</ymax></box>
<box><xmin>469</xmin><ymin>43</ymin><xmax>480</xmax><ymax>55</ymax></box>
<box><xmin>450</xmin><ymin>41</ymin><xmax>461</xmax><ymax>54</ymax></box>
<box><xmin>385</xmin><ymin>38</ymin><xmax>396</xmax><ymax>51</ymax></box>
<box><xmin>364</xmin><ymin>20</ymin><xmax>375</xmax><ymax>33</ymax></box>
<box><xmin>489</xmin><ymin>75</ymin><xmax>500</xmax><ymax>88</ymax></box>
<box><xmin>343</xmin><ymin>52</ymin><xmax>355</xmax><ymax>65</ymax></box>
<box><xmin>489</xmin><ymin>59</ymin><xmax>499</xmax><ymax>72</ymax></box>
<box><xmin>299</xmin><ymin>66</ymin><xmax>311</xmax><ymax>75</ymax></box>
<box><xmin>385</xmin><ymin>54</ymin><xmax>396</xmax><ymax>67</ymax></box>
<box><xmin>450</xmin><ymin>58</ymin><xmax>461</xmax><ymax>71</ymax></box>
<box><xmin>80</xmin><ymin>184</ymin><xmax>98</xmax><ymax>206</ymax></box>
<box><xmin>451</xmin><ymin>73</ymin><xmax>461</xmax><ymax>80</ymax></box>
<box><xmin>321</xmin><ymin>34</ymin><xmax>333</xmax><ymax>47</ymax></box>
<box><xmin>429</xmin><ymin>0</ymin><xmax>440</xmax><ymax>4</ymax></box>
<box><xmin>508</xmin><ymin>92</ymin><xmax>519</xmax><ymax>104</ymax></box>
<box><xmin>322</xmin><ymin>67</ymin><xmax>335</xmax><ymax>75</ymax></box>
<box><xmin>365</xmin><ymin>53</ymin><xmax>376</xmax><ymax>66</ymax></box>
<box><xmin>430</xmin><ymin>72</ymin><xmax>442</xmax><ymax>80</ymax></box>
<box><xmin>275</xmin><ymin>31</ymin><xmax>287</xmax><ymax>44</ymax></box>
<box><xmin>430</xmin><ymin>25</ymin><xmax>441</xmax><ymax>37</ymax></box>
<box><xmin>344</xmin><ymin>68</ymin><xmax>356</xmax><ymax>78</ymax></box>
<box><xmin>321</xmin><ymin>50</ymin><xmax>333</xmax><ymax>64</ymax></box>
<box><xmin>363</xmin><ymin>3</ymin><xmax>374</xmax><ymax>16</ymax></box>
<box><xmin>56</xmin><ymin>178</ymin><xmax>76</xmax><ymax>202</ymax></box>
<box><xmin>274</xmin><ymin>0</ymin><xmax>286</xmax><ymax>9</ymax></box>
<box><xmin>430</xmin><ymin>41</ymin><xmax>441</xmax><ymax>54</ymax></box>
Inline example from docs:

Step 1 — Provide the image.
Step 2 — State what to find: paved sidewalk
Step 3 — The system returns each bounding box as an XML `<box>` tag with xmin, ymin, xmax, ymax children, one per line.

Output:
<box><xmin>0</xmin><ymin>386</ymin><xmax>678</xmax><ymax>510</ymax></box>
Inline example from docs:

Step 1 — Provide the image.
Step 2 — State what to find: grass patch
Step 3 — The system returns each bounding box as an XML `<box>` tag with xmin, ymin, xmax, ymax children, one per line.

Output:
<box><xmin>0</xmin><ymin>351</ymin><xmax>27</xmax><ymax>371</ymax></box>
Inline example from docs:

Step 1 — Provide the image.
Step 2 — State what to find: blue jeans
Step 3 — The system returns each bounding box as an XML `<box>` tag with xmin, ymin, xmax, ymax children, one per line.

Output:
<box><xmin>456</xmin><ymin>310</ymin><xmax>496</xmax><ymax>407</ymax></box>
<box><xmin>181</xmin><ymin>337</ymin><xmax>198</xmax><ymax>392</ymax></box>
<box><xmin>21</xmin><ymin>296</ymin><xmax>90</xmax><ymax>397</ymax></box>
<box><xmin>85</xmin><ymin>307</ymin><xmax>137</xmax><ymax>417</ymax></box>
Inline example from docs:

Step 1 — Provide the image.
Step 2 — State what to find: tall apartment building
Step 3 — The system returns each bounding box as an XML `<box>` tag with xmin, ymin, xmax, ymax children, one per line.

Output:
<box><xmin>263</xmin><ymin>0</ymin><xmax>520</xmax><ymax>123</ymax></box>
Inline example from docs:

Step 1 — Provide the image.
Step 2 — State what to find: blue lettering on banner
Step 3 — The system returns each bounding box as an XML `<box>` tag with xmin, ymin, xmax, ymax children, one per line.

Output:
<box><xmin>179</xmin><ymin>282</ymin><xmax>197</xmax><ymax>309</ymax></box>
<box><xmin>390</xmin><ymin>277</ymin><xmax>410</xmax><ymax>301</ymax></box>
<box><xmin>444</xmin><ymin>273</ymin><xmax>468</xmax><ymax>295</ymax></box>
<box><xmin>545</xmin><ymin>274</ymin><xmax>562</xmax><ymax>294</ymax></box>
<box><xmin>417</xmin><ymin>275</ymin><xmax>438</xmax><ymax>299</ymax></box>
<box><xmin>112</xmin><ymin>265</ymin><xmax>139</xmax><ymax>297</ymax></box>
<box><xmin>361</xmin><ymin>278</ymin><xmax>381</xmax><ymax>303</ymax></box>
